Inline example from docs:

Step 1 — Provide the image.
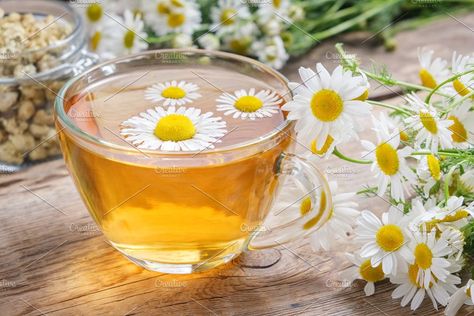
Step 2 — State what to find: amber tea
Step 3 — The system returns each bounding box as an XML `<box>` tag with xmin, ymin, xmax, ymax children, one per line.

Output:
<box><xmin>55</xmin><ymin>50</ymin><xmax>331</xmax><ymax>274</ymax></box>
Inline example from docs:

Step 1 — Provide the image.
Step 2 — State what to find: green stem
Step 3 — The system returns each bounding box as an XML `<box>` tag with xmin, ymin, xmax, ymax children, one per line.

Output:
<box><xmin>292</xmin><ymin>0</ymin><xmax>402</xmax><ymax>51</ymax></box>
<box><xmin>367</xmin><ymin>100</ymin><xmax>413</xmax><ymax>116</ymax></box>
<box><xmin>410</xmin><ymin>150</ymin><xmax>465</xmax><ymax>157</ymax></box>
<box><xmin>364</xmin><ymin>70</ymin><xmax>451</xmax><ymax>97</ymax></box>
<box><xmin>146</xmin><ymin>34</ymin><xmax>175</xmax><ymax>44</ymax></box>
<box><xmin>425</xmin><ymin>69</ymin><xmax>474</xmax><ymax>104</ymax></box>
<box><xmin>444</xmin><ymin>164</ymin><xmax>462</xmax><ymax>204</ymax></box>
<box><xmin>441</xmin><ymin>90</ymin><xmax>474</xmax><ymax>114</ymax></box>
<box><xmin>333</xmin><ymin>147</ymin><xmax>373</xmax><ymax>164</ymax></box>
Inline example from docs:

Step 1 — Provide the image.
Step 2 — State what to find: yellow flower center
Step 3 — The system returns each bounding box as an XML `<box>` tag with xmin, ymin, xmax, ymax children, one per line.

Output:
<box><xmin>408</xmin><ymin>264</ymin><xmax>423</xmax><ymax>288</ymax></box>
<box><xmin>234</xmin><ymin>96</ymin><xmax>263</xmax><ymax>112</ymax></box>
<box><xmin>453</xmin><ymin>79</ymin><xmax>469</xmax><ymax>97</ymax></box>
<box><xmin>171</xmin><ymin>0</ymin><xmax>184</xmax><ymax>7</ymax></box>
<box><xmin>90</xmin><ymin>31</ymin><xmax>101</xmax><ymax>51</ymax></box>
<box><xmin>311</xmin><ymin>135</ymin><xmax>334</xmax><ymax>155</ymax></box>
<box><xmin>427</xmin><ymin>154</ymin><xmax>441</xmax><ymax>180</ymax></box>
<box><xmin>229</xmin><ymin>39</ymin><xmax>249</xmax><ymax>54</ymax></box>
<box><xmin>167</xmin><ymin>13</ymin><xmax>186</xmax><ymax>28</ymax></box>
<box><xmin>300</xmin><ymin>197</ymin><xmax>312</xmax><ymax>215</ymax></box>
<box><xmin>154</xmin><ymin>114</ymin><xmax>196</xmax><ymax>142</ymax></box>
<box><xmin>359</xmin><ymin>259</ymin><xmax>385</xmax><ymax>282</ymax></box>
<box><xmin>425</xmin><ymin>209</ymin><xmax>470</xmax><ymax>231</ymax></box>
<box><xmin>375</xmin><ymin>143</ymin><xmax>399</xmax><ymax>176</ymax></box>
<box><xmin>273</xmin><ymin>0</ymin><xmax>282</xmax><ymax>8</ymax></box>
<box><xmin>376</xmin><ymin>224</ymin><xmax>404</xmax><ymax>252</ymax></box>
<box><xmin>353</xmin><ymin>89</ymin><xmax>369</xmax><ymax>101</ymax></box>
<box><xmin>466</xmin><ymin>287</ymin><xmax>472</xmax><ymax>297</ymax></box>
<box><xmin>87</xmin><ymin>3</ymin><xmax>103</xmax><ymax>22</ymax></box>
<box><xmin>414</xmin><ymin>243</ymin><xmax>433</xmax><ymax>270</ymax></box>
<box><xmin>303</xmin><ymin>191</ymin><xmax>326</xmax><ymax>230</ymax></box>
<box><xmin>448</xmin><ymin>115</ymin><xmax>468</xmax><ymax>143</ymax></box>
<box><xmin>157</xmin><ymin>3</ymin><xmax>170</xmax><ymax>14</ymax></box>
<box><xmin>220</xmin><ymin>8</ymin><xmax>237</xmax><ymax>25</ymax></box>
<box><xmin>310</xmin><ymin>89</ymin><xmax>344</xmax><ymax>122</ymax></box>
<box><xmin>419</xmin><ymin>112</ymin><xmax>438</xmax><ymax>134</ymax></box>
<box><xmin>161</xmin><ymin>86</ymin><xmax>186</xmax><ymax>99</ymax></box>
<box><xmin>123</xmin><ymin>30</ymin><xmax>135</xmax><ymax>49</ymax></box>
<box><xmin>419</xmin><ymin>68</ymin><xmax>437</xmax><ymax>89</ymax></box>
<box><xmin>399</xmin><ymin>130</ymin><xmax>409</xmax><ymax>142</ymax></box>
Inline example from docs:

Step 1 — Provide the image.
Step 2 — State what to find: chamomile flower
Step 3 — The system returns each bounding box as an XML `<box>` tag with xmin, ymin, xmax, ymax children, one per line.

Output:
<box><xmin>171</xmin><ymin>33</ymin><xmax>193</xmax><ymax>48</ymax></box>
<box><xmin>257</xmin><ymin>0</ymin><xmax>291</xmax><ymax>24</ymax></box>
<box><xmin>197</xmin><ymin>33</ymin><xmax>220</xmax><ymax>50</ymax></box>
<box><xmin>252</xmin><ymin>36</ymin><xmax>289</xmax><ymax>70</ymax></box>
<box><xmin>143</xmin><ymin>0</ymin><xmax>201</xmax><ymax>36</ymax></box>
<box><xmin>210</xmin><ymin>0</ymin><xmax>250</xmax><ymax>35</ymax></box>
<box><xmin>215</xmin><ymin>88</ymin><xmax>282</xmax><ymax>120</ymax></box>
<box><xmin>440</xmin><ymin>227</ymin><xmax>465</xmax><ymax>261</ymax></box>
<box><xmin>222</xmin><ymin>22</ymin><xmax>258</xmax><ymax>55</ymax></box>
<box><xmin>420</xmin><ymin>196</ymin><xmax>474</xmax><ymax>231</ymax></box>
<box><xmin>451</xmin><ymin>52</ymin><xmax>474</xmax><ymax>97</ymax></box>
<box><xmin>309</xmin><ymin>180</ymin><xmax>360</xmax><ymax>251</ymax></box>
<box><xmin>103</xmin><ymin>10</ymin><xmax>148</xmax><ymax>57</ymax></box>
<box><xmin>446</xmin><ymin>101</ymin><xmax>474</xmax><ymax>148</ymax></box>
<box><xmin>409</xmin><ymin>229</ymin><xmax>453</xmax><ymax>289</ymax></box>
<box><xmin>416</xmin><ymin>154</ymin><xmax>442</xmax><ymax>197</ymax></box>
<box><xmin>417</xmin><ymin>47</ymin><xmax>450</xmax><ymax>89</ymax></box>
<box><xmin>361</xmin><ymin>114</ymin><xmax>416</xmax><ymax>201</ymax></box>
<box><xmin>340</xmin><ymin>253</ymin><xmax>385</xmax><ymax>296</ymax></box>
<box><xmin>87</xmin><ymin>15</ymin><xmax>117</xmax><ymax>60</ymax></box>
<box><xmin>405</xmin><ymin>93</ymin><xmax>454</xmax><ymax>152</ymax></box>
<box><xmin>354</xmin><ymin>206</ymin><xmax>414</xmax><ymax>275</ymax></box>
<box><xmin>76</xmin><ymin>0</ymin><xmax>116</xmax><ymax>32</ymax></box>
<box><xmin>120</xmin><ymin>106</ymin><xmax>227</xmax><ymax>151</ymax></box>
<box><xmin>445</xmin><ymin>279</ymin><xmax>474</xmax><ymax>316</ymax></box>
<box><xmin>391</xmin><ymin>263</ymin><xmax>456</xmax><ymax>311</ymax></box>
<box><xmin>145</xmin><ymin>80</ymin><xmax>201</xmax><ymax>106</ymax></box>
<box><xmin>282</xmin><ymin>63</ymin><xmax>370</xmax><ymax>151</ymax></box>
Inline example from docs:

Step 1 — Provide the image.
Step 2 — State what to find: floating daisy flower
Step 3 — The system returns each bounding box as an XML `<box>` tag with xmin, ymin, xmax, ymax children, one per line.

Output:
<box><xmin>409</xmin><ymin>228</ymin><xmax>453</xmax><ymax>289</ymax></box>
<box><xmin>120</xmin><ymin>106</ymin><xmax>227</xmax><ymax>151</ymax></box>
<box><xmin>361</xmin><ymin>113</ymin><xmax>416</xmax><ymax>201</ymax></box>
<box><xmin>446</xmin><ymin>101</ymin><xmax>474</xmax><ymax>148</ymax></box>
<box><xmin>143</xmin><ymin>0</ymin><xmax>201</xmax><ymax>36</ymax></box>
<box><xmin>210</xmin><ymin>0</ymin><xmax>250</xmax><ymax>35</ymax></box>
<box><xmin>215</xmin><ymin>88</ymin><xmax>282</xmax><ymax>120</ymax></box>
<box><xmin>451</xmin><ymin>52</ymin><xmax>474</xmax><ymax>97</ymax></box>
<box><xmin>340</xmin><ymin>253</ymin><xmax>385</xmax><ymax>296</ymax></box>
<box><xmin>282</xmin><ymin>63</ymin><xmax>370</xmax><ymax>151</ymax></box>
<box><xmin>309</xmin><ymin>180</ymin><xmax>360</xmax><ymax>251</ymax></box>
<box><xmin>417</xmin><ymin>47</ymin><xmax>450</xmax><ymax>89</ymax></box>
<box><xmin>390</xmin><ymin>263</ymin><xmax>456</xmax><ymax>311</ymax></box>
<box><xmin>145</xmin><ymin>80</ymin><xmax>201</xmax><ymax>106</ymax></box>
<box><xmin>416</xmin><ymin>154</ymin><xmax>442</xmax><ymax>197</ymax></box>
<box><xmin>354</xmin><ymin>206</ymin><xmax>414</xmax><ymax>275</ymax></box>
<box><xmin>405</xmin><ymin>93</ymin><xmax>453</xmax><ymax>152</ymax></box>
<box><xmin>252</xmin><ymin>36</ymin><xmax>289</xmax><ymax>70</ymax></box>
<box><xmin>103</xmin><ymin>10</ymin><xmax>149</xmax><ymax>57</ymax></box>
<box><xmin>445</xmin><ymin>279</ymin><xmax>474</xmax><ymax>316</ymax></box>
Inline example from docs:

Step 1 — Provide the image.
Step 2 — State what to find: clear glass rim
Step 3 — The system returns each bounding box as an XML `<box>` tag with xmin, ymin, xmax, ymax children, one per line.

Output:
<box><xmin>54</xmin><ymin>48</ymin><xmax>294</xmax><ymax>157</ymax></box>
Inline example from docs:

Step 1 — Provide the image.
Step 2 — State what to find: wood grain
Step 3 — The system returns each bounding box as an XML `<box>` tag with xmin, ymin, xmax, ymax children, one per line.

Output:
<box><xmin>1</xmin><ymin>13</ymin><xmax>474</xmax><ymax>316</ymax></box>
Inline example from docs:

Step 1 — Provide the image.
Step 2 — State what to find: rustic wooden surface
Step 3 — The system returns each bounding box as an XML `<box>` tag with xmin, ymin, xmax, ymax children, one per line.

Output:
<box><xmin>1</xmin><ymin>13</ymin><xmax>474</xmax><ymax>316</ymax></box>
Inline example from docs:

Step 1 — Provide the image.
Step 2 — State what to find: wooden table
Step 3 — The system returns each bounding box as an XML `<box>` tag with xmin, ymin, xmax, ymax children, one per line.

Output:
<box><xmin>1</xmin><ymin>13</ymin><xmax>473</xmax><ymax>316</ymax></box>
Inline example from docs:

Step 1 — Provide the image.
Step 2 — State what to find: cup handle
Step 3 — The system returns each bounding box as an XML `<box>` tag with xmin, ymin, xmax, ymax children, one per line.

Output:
<box><xmin>248</xmin><ymin>153</ymin><xmax>333</xmax><ymax>250</ymax></box>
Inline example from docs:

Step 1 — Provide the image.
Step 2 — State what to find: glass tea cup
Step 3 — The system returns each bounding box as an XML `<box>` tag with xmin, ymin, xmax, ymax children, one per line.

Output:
<box><xmin>54</xmin><ymin>49</ymin><xmax>332</xmax><ymax>274</ymax></box>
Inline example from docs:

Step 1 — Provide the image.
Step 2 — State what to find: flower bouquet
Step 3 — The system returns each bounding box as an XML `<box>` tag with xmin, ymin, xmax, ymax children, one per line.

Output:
<box><xmin>280</xmin><ymin>44</ymin><xmax>473</xmax><ymax>314</ymax></box>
